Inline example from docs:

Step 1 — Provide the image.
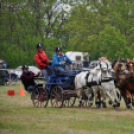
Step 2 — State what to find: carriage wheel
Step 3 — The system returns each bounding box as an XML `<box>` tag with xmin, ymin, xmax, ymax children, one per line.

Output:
<box><xmin>63</xmin><ymin>97</ymin><xmax>76</xmax><ymax>107</ymax></box>
<box><xmin>50</xmin><ymin>86</ymin><xmax>64</xmax><ymax>108</ymax></box>
<box><xmin>32</xmin><ymin>87</ymin><xmax>49</xmax><ymax>108</ymax></box>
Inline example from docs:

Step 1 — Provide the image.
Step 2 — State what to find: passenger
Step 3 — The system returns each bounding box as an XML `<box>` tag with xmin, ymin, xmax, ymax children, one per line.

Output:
<box><xmin>34</xmin><ymin>43</ymin><xmax>49</xmax><ymax>82</ymax></box>
<box><xmin>20</xmin><ymin>65</ymin><xmax>40</xmax><ymax>93</ymax></box>
<box><xmin>52</xmin><ymin>47</ymin><xmax>75</xmax><ymax>76</ymax></box>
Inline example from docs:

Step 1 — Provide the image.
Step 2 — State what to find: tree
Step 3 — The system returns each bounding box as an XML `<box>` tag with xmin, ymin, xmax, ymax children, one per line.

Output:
<box><xmin>63</xmin><ymin>0</ymin><xmax>134</xmax><ymax>60</ymax></box>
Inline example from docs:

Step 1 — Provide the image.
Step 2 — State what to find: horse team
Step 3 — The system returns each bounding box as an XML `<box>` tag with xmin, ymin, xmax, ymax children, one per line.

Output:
<box><xmin>75</xmin><ymin>57</ymin><xmax>134</xmax><ymax>111</ymax></box>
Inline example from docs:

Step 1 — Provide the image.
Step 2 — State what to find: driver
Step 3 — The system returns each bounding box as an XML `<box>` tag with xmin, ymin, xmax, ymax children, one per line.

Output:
<box><xmin>20</xmin><ymin>65</ymin><xmax>40</xmax><ymax>93</ymax></box>
<box><xmin>52</xmin><ymin>47</ymin><xmax>75</xmax><ymax>76</ymax></box>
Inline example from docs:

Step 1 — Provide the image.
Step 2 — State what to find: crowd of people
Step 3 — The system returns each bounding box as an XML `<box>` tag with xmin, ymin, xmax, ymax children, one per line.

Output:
<box><xmin>21</xmin><ymin>44</ymin><xmax>75</xmax><ymax>93</ymax></box>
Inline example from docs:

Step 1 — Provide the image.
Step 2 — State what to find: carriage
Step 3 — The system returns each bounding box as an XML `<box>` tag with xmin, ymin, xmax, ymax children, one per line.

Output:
<box><xmin>31</xmin><ymin>64</ymin><xmax>89</xmax><ymax>108</ymax></box>
<box><xmin>30</xmin><ymin>58</ymin><xmax>123</xmax><ymax>110</ymax></box>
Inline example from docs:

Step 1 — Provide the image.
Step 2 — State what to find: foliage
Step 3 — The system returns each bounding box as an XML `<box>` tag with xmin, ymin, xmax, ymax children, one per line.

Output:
<box><xmin>1</xmin><ymin>0</ymin><xmax>134</xmax><ymax>67</ymax></box>
<box><xmin>63</xmin><ymin>0</ymin><xmax>134</xmax><ymax>61</ymax></box>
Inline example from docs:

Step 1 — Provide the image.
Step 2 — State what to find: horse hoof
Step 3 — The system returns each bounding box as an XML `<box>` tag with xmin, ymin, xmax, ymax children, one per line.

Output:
<box><xmin>78</xmin><ymin>104</ymin><xmax>81</xmax><ymax>107</ymax></box>
<box><xmin>114</xmin><ymin>107</ymin><xmax>119</xmax><ymax>111</ymax></box>
<box><xmin>88</xmin><ymin>103</ymin><xmax>93</xmax><ymax>107</ymax></box>
<box><xmin>102</xmin><ymin>105</ymin><xmax>107</xmax><ymax>108</ymax></box>
<box><xmin>117</xmin><ymin>103</ymin><xmax>120</xmax><ymax>107</ymax></box>
<box><xmin>127</xmin><ymin>106</ymin><xmax>132</xmax><ymax>109</ymax></box>
<box><xmin>108</xmin><ymin>101</ymin><xmax>112</xmax><ymax>105</ymax></box>
<box><xmin>96</xmin><ymin>104</ymin><xmax>100</xmax><ymax>109</ymax></box>
<box><xmin>102</xmin><ymin>102</ymin><xmax>107</xmax><ymax>108</ymax></box>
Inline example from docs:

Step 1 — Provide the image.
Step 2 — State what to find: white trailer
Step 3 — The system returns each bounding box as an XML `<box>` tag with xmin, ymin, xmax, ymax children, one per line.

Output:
<box><xmin>65</xmin><ymin>51</ymin><xmax>89</xmax><ymax>69</ymax></box>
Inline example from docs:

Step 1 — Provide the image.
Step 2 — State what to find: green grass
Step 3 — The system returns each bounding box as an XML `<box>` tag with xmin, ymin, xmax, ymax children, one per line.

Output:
<box><xmin>0</xmin><ymin>83</ymin><xmax>134</xmax><ymax>134</ymax></box>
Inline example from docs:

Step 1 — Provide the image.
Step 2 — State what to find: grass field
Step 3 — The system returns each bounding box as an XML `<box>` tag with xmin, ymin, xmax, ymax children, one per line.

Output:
<box><xmin>0</xmin><ymin>83</ymin><xmax>134</xmax><ymax>134</ymax></box>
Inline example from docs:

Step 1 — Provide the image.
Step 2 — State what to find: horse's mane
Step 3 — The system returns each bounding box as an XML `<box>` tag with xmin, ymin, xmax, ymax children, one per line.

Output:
<box><xmin>120</xmin><ymin>58</ymin><xmax>126</xmax><ymax>63</ymax></box>
<box><xmin>112</xmin><ymin>59</ymin><xmax>118</xmax><ymax>68</ymax></box>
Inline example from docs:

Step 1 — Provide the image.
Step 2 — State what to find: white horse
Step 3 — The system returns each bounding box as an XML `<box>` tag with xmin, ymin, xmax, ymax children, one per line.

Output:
<box><xmin>75</xmin><ymin>65</ymin><xmax>101</xmax><ymax>106</ymax></box>
<box><xmin>75</xmin><ymin>57</ymin><xmax>120</xmax><ymax>110</ymax></box>
<box><xmin>91</xmin><ymin>58</ymin><xmax>120</xmax><ymax>110</ymax></box>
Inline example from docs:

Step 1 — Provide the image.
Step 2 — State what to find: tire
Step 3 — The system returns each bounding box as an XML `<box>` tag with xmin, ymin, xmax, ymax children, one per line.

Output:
<box><xmin>50</xmin><ymin>86</ymin><xmax>64</xmax><ymax>108</ymax></box>
<box><xmin>32</xmin><ymin>86</ymin><xmax>49</xmax><ymax>108</ymax></box>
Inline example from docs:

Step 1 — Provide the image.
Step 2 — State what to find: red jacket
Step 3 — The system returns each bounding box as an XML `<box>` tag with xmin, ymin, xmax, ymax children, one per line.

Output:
<box><xmin>34</xmin><ymin>51</ymin><xmax>49</xmax><ymax>70</ymax></box>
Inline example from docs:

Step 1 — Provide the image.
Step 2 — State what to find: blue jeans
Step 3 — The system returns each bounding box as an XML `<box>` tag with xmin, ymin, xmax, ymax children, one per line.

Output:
<box><xmin>54</xmin><ymin>66</ymin><xmax>76</xmax><ymax>76</ymax></box>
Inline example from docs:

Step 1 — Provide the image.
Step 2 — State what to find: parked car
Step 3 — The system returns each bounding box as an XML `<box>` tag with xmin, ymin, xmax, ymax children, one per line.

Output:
<box><xmin>89</xmin><ymin>61</ymin><xmax>99</xmax><ymax>69</ymax></box>
<box><xmin>11</xmin><ymin>66</ymin><xmax>40</xmax><ymax>78</ymax></box>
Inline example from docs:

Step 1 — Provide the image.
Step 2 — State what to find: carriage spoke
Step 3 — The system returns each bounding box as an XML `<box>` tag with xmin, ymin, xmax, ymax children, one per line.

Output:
<box><xmin>32</xmin><ymin>87</ymin><xmax>48</xmax><ymax>108</ymax></box>
<box><xmin>50</xmin><ymin>86</ymin><xmax>64</xmax><ymax>108</ymax></box>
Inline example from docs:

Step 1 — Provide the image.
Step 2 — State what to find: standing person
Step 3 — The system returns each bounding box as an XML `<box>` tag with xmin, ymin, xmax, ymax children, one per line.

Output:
<box><xmin>20</xmin><ymin>65</ymin><xmax>40</xmax><ymax>93</ymax></box>
<box><xmin>52</xmin><ymin>47</ymin><xmax>75</xmax><ymax>76</ymax></box>
<box><xmin>34</xmin><ymin>43</ymin><xmax>49</xmax><ymax>81</ymax></box>
<box><xmin>0</xmin><ymin>60</ymin><xmax>6</xmax><ymax>85</ymax></box>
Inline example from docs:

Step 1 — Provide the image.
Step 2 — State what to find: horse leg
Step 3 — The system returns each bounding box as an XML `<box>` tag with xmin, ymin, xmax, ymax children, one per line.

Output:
<box><xmin>78</xmin><ymin>95</ymin><xmax>83</xmax><ymax>107</ymax></box>
<box><xmin>88</xmin><ymin>87</ymin><xmax>94</xmax><ymax>107</ymax></box>
<box><xmin>120</xmin><ymin>90</ymin><xmax>128</xmax><ymax>108</ymax></box>
<box><xmin>132</xmin><ymin>93</ymin><xmax>134</xmax><ymax>106</ymax></box>
<box><xmin>94</xmin><ymin>89</ymin><xmax>101</xmax><ymax>109</ymax></box>
<box><xmin>125</xmin><ymin>90</ymin><xmax>132</xmax><ymax>109</ymax></box>
<box><xmin>113</xmin><ymin>88</ymin><xmax>120</xmax><ymax>107</ymax></box>
<box><xmin>88</xmin><ymin>88</ymin><xmax>94</xmax><ymax>103</ymax></box>
<box><xmin>106</xmin><ymin>91</ymin><xmax>119</xmax><ymax>111</ymax></box>
<box><xmin>77</xmin><ymin>89</ymin><xmax>83</xmax><ymax>107</ymax></box>
<box><xmin>101</xmin><ymin>90</ymin><xmax>107</xmax><ymax>108</ymax></box>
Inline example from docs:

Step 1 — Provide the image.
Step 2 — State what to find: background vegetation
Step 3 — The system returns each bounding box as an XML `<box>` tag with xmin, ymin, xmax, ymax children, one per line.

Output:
<box><xmin>0</xmin><ymin>0</ymin><xmax>134</xmax><ymax>67</ymax></box>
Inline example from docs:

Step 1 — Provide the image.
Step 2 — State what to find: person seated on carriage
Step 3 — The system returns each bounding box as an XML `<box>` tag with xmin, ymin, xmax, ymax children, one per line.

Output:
<box><xmin>34</xmin><ymin>43</ymin><xmax>49</xmax><ymax>82</ymax></box>
<box><xmin>20</xmin><ymin>65</ymin><xmax>40</xmax><ymax>93</ymax></box>
<box><xmin>52</xmin><ymin>47</ymin><xmax>75</xmax><ymax>76</ymax></box>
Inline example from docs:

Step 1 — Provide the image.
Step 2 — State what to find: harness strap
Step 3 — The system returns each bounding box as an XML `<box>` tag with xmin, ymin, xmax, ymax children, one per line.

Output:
<box><xmin>85</xmin><ymin>72</ymin><xmax>101</xmax><ymax>86</ymax></box>
<box><xmin>85</xmin><ymin>72</ymin><xmax>90</xmax><ymax>85</ymax></box>
<box><xmin>101</xmin><ymin>77</ymin><xmax>114</xmax><ymax>83</ymax></box>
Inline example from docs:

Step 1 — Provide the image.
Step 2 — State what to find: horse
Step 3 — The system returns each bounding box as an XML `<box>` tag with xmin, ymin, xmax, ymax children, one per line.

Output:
<box><xmin>90</xmin><ymin>57</ymin><xmax>120</xmax><ymax>110</ymax></box>
<box><xmin>112</xmin><ymin>58</ymin><xmax>133</xmax><ymax>109</ymax></box>
<box><xmin>75</xmin><ymin>57</ymin><xmax>120</xmax><ymax>111</ymax></box>
<box><xmin>127</xmin><ymin>58</ymin><xmax>134</xmax><ymax>72</ymax></box>
<box><xmin>126</xmin><ymin>58</ymin><xmax>134</xmax><ymax>106</ymax></box>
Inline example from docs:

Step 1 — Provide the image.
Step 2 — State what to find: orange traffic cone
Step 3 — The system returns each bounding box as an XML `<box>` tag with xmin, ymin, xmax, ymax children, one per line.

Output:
<box><xmin>19</xmin><ymin>86</ymin><xmax>25</xmax><ymax>96</ymax></box>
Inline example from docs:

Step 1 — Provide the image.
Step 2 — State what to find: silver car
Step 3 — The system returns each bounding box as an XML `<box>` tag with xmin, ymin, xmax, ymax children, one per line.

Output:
<box><xmin>11</xmin><ymin>66</ymin><xmax>40</xmax><ymax>78</ymax></box>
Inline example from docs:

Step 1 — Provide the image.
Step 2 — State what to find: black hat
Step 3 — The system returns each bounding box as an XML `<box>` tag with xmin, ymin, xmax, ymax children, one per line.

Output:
<box><xmin>36</xmin><ymin>43</ymin><xmax>43</xmax><ymax>49</ymax></box>
<box><xmin>56</xmin><ymin>47</ymin><xmax>62</xmax><ymax>52</ymax></box>
<box><xmin>22</xmin><ymin>65</ymin><xmax>29</xmax><ymax>70</ymax></box>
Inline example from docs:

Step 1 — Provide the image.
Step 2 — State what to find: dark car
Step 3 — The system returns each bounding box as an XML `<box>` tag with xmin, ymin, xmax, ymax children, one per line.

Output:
<box><xmin>89</xmin><ymin>61</ymin><xmax>99</xmax><ymax>69</ymax></box>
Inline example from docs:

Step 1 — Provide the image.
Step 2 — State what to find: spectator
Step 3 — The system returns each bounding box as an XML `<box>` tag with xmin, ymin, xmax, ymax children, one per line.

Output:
<box><xmin>0</xmin><ymin>60</ymin><xmax>6</xmax><ymax>85</ymax></box>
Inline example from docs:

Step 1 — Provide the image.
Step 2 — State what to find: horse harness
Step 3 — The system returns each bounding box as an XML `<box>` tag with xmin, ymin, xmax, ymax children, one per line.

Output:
<box><xmin>85</xmin><ymin>62</ymin><xmax>114</xmax><ymax>87</ymax></box>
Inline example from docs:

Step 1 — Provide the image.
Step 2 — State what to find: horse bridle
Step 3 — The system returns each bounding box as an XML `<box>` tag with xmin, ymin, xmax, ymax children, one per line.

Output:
<box><xmin>118</xmin><ymin>61</ymin><xmax>127</xmax><ymax>73</ymax></box>
<box><xmin>99</xmin><ymin>62</ymin><xmax>114</xmax><ymax>78</ymax></box>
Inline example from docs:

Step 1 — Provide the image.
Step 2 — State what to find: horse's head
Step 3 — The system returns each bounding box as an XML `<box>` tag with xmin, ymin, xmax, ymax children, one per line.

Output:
<box><xmin>127</xmin><ymin>58</ymin><xmax>134</xmax><ymax>72</ymax></box>
<box><xmin>98</xmin><ymin>57</ymin><xmax>114</xmax><ymax>76</ymax></box>
<box><xmin>112</xmin><ymin>58</ymin><xmax>127</xmax><ymax>74</ymax></box>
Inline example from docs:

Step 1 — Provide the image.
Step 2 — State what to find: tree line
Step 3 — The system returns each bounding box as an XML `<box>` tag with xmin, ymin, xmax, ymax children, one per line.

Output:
<box><xmin>0</xmin><ymin>0</ymin><xmax>134</xmax><ymax>67</ymax></box>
